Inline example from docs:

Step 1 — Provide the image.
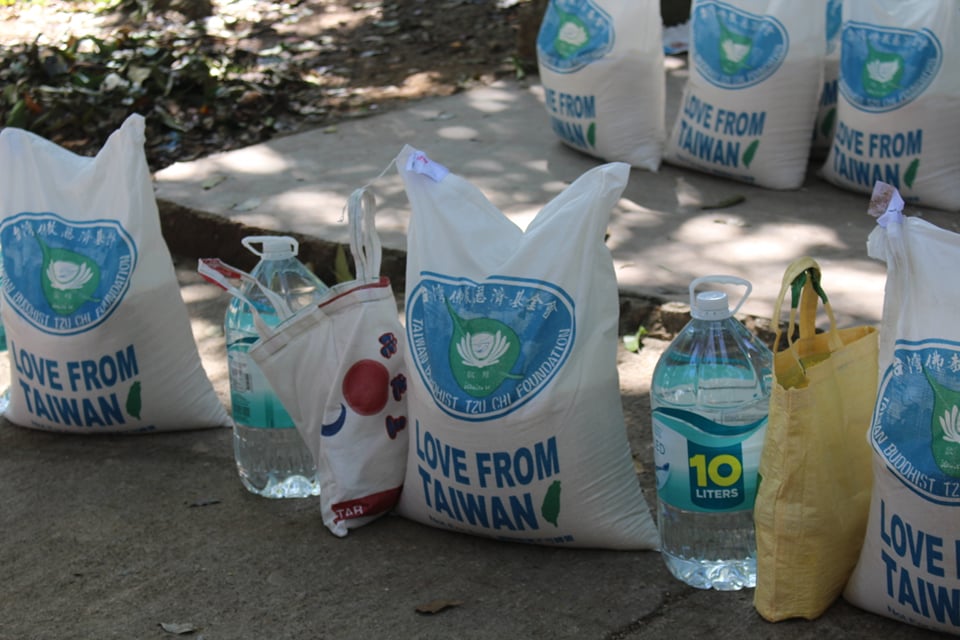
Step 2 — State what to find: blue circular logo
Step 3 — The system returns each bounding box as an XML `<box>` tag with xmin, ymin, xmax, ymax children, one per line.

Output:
<box><xmin>872</xmin><ymin>340</ymin><xmax>960</xmax><ymax>506</ymax></box>
<box><xmin>692</xmin><ymin>1</ymin><xmax>789</xmax><ymax>89</ymax></box>
<box><xmin>1</xmin><ymin>213</ymin><xmax>137</xmax><ymax>336</ymax></box>
<box><xmin>407</xmin><ymin>274</ymin><xmax>575</xmax><ymax>422</ymax></box>
<box><xmin>536</xmin><ymin>0</ymin><xmax>614</xmax><ymax>74</ymax></box>
<box><xmin>839</xmin><ymin>23</ymin><xmax>942</xmax><ymax>113</ymax></box>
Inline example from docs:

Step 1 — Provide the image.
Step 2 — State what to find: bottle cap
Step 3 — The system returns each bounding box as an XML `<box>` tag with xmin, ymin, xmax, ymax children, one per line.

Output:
<box><xmin>688</xmin><ymin>275</ymin><xmax>751</xmax><ymax>321</ymax></box>
<box><xmin>692</xmin><ymin>290</ymin><xmax>731</xmax><ymax>320</ymax></box>
<box><xmin>241</xmin><ymin>236</ymin><xmax>299</xmax><ymax>260</ymax></box>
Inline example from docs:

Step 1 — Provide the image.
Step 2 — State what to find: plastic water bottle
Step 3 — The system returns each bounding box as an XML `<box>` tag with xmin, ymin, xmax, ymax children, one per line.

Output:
<box><xmin>225</xmin><ymin>236</ymin><xmax>329</xmax><ymax>498</ymax></box>
<box><xmin>650</xmin><ymin>276</ymin><xmax>773</xmax><ymax>590</ymax></box>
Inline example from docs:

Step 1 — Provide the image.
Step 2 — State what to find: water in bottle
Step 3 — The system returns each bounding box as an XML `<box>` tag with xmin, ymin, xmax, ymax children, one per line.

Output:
<box><xmin>650</xmin><ymin>276</ymin><xmax>773</xmax><ymax>590</ymax></box>
<box><xmin>225</xmin><ymin>235</ymin><xmax>329</xmax><ymax>498</ymax></box>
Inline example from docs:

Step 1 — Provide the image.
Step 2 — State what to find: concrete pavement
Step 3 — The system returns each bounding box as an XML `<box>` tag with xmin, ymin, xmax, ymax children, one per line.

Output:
<box><xmin>2</xmin><ymin>58</ymin><xmax>958</xmax><ymax>639</ymax></box>
<box><xmin>153</xmin><ymin>59</ymin><xmax>959</xmax><ymax>327</ymax></box>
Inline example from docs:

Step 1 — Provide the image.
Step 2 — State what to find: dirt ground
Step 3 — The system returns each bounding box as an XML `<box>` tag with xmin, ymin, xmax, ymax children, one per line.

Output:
<box><xmin>1</xmin><ymin>0</ymin><xmax>545</xmax><ymax>171</ymax></box>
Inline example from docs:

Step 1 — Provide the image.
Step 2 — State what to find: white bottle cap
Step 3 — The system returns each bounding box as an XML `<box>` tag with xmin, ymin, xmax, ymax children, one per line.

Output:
<box><xmin>242</xmin><ymin>235</ymin><xmax>299</xmax><ymax>260</ymax></box>
<box><xmin>688</xmin><ymin>275</ymin><xmax>751</xmax><ymax>321</ymax></box>
<box><xmin>692</xmin><ymin>290</ymin><xmax>732</xmax><ymax>320</ymax></box>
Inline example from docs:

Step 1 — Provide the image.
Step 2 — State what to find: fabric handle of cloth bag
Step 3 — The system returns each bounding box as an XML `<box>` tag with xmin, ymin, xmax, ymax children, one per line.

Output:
<box><xmin>345</xmin><ymin>186</ymin><xmax>382</xmax><ymax>283</ymax></box>
<box><xmin>771</xmin><ymin>257</ymin><xmax>844</xmax><ymax>371</ymax></box>
<box><xmin>197</xmin><ymin>258</ymin><xmax>293</xmax><ymax>339</ymax></box>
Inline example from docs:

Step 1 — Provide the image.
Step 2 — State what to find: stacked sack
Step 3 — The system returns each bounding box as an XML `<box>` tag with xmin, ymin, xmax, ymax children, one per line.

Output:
<box><xmin>663</xmin><ymin>0</ymin><xmax>827</xmax><ymax>190</ymax></box>
<box><xmin>819</xmin><ymin>0</ymin><xmax>960</xmax><ymax>211</ymax></box>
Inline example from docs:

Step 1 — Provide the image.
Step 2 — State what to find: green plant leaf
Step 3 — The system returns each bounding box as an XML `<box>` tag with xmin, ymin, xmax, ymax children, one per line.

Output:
<box><xmin>622</xmin><ymin>326</ymin><xmax>648</xmax><ymax>353</ymax></box>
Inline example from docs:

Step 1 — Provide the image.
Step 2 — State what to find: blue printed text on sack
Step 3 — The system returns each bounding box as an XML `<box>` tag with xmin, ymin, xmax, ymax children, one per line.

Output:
<box><xmin>830</xmin><ymin>120</ymin><xmax>923</xmax><ymax>190</ymax></box>
<box><xmin>11</xmin><ymin>340</ymin><xmax>140</xmax><ymax>428</ymax></box>
<box><xmin>675</xmin><ymin>94</ymin><xmax>766</xmax><ymax>169</ymax></box>
<box><xmin>414</xmin><ymin>421</ymin><xmax>560</xmax><ymax>532</ymax></box>
<box><xmin>878</xmin><ymin>499</ymin><xmax>960</xmax><ymax>627</ymax></box>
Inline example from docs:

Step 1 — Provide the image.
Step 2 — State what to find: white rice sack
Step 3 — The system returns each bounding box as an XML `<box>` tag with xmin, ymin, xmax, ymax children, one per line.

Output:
<box><xmin>536</xmin><ymin>0</ymin><xmax>666</xmax><ymax>172</ymax></box>
<box><xmin>843</xmin><ymin>184</ymin><xmax>960</xmax><ymax>635</ymax></box>
<box><xmin>820</xmin><ymin>0</ymin><xmax>960</xmax><ymax>211</ymax></box>
<box><xmin>0</xmin><ymin>115</ymin><xmax>230</xmax><ymax>433</ymax></box>
<box><xmin>395</xmin><ymin>145</ymin><xmax>659</xmax><ymax>549</ymax></box>
<box><xmin>811</xmin><ymin>0</ymin><xmax>843</xmax><ymax>157</ymax></box>
<box><xmin>664</xmin><ymin>0</ymin><xmax>826</xmax><ymax>189</ymax></box>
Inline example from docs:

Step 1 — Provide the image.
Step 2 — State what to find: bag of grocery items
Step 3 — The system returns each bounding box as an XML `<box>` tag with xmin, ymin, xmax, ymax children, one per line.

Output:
<box><xmin>663</xmin><ymin>0</ymin><xmax>826</xmax><ymax>189</ymax></box>
<box><xmin>0</xmin><ymin>115</ymin><xmax>230</xmax><ymax>433</ymax></box>
<box><xmin>536</xmin><ymin>0</ymin><xmax>666</xmax><ymax>171</ymax></box>
<box><xmin>843</xmin><ymin>182</ymin><xmax>960</xmax><ymax>635</ymax></box>
<box><xmin>393</xmin><ymin>144</ymin><xmax>659</xmax><ymax>549</ymax></box>
<box><xmin>819</xmin><ymin>0</ymin><xmax>960</xmax><ymax>212</ymax></box>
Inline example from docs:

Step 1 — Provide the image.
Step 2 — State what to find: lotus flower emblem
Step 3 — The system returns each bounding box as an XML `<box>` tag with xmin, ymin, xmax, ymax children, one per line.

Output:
<box><xmin>557</xmin><ymin>21</ymin><xmax>588</xmax><ymax>48</ymax></box>
<box><xmin>721</xmin><ymin>39</ymin><xmax>750</xmax><ymax>64</ymax></box>
<box><xmin>456</xmin><ymin>330</ymin><xmax>511</xmax><ymax>369</ymax></box>
<box><xmin>36</xmin><ymin>236</ymin><xmax>102</xmax><ymax>316</ymax></box>
<box><xmin>866</xmin><ymin>58</ymin><xmax>900</xmax><ymax>84</ymax></box>
<box><xmin>938</xmin><ymin>404</ymin><xmax>960</xmax><ymax>445</ymax></box>
<box><xmin>446</xmin><ymin>301</ymin><xmax>523</xmax><ymax>398</ymax></box>
<box><xmin>46</xmin><ymin>259</ymin><xmax>94</xmax><ymax>291</ymax></box>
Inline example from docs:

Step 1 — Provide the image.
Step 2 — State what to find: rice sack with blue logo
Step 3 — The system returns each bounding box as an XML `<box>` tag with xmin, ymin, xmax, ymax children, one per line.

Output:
<box><xmin>394</xmin><ymin>145</ymin><xmax>659</xmax><ymax>549</ymax></box>
<box><xmin>535</xmin><ymin>0</ymin><xmax>666</xmax><ymax>172</ymax></box>
<box><xmin>842</xmin><ymin>183</ymin><xmax>960</xmax><ymax>635</ymax></box>
<box><xmin>811</xmin><ymin>0</ymin><xmax>843</xmax><ymax>158</ymax></box>
<box><xmin>819</xmin><ymin>0</ymin><xmax>960</xmax><ymax>212</ymax></box>
<box><xmin>664</xmin><ymin>0</ymin><xmax>826</xmax><ymax>189</ymax></box>
<box><xmin>0</xmin><ymin>115</ymin><xmax>230</xmax><ymax>433</ymax></box>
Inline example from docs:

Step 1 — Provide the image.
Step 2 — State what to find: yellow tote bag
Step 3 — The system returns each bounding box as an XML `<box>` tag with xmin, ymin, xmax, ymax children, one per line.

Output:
<box><xmin>753</xmin><ymin>257</ymin><xmax>877</xmax><ymax>621</ymax></box>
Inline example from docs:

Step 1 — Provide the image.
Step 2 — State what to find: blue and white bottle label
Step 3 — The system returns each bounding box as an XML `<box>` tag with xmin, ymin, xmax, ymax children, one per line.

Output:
<box><xmin>691</xmin><ymin>1</ymin><xmax>788</xmax><ymax>90</ymax></box>
<box><xmin>536</xmin><ymin>0</ymin><xmax>614</xmax><ymax>74</ymax></box>
<box><xmin>653</xmin><ymin>407</ymin><xmax>766</xmax><ymax>513</ymax></box>
<box><xmin>1</xmin><ymin>212</ymin><xmax>137</xmax><ymax>336</ymax></box>
<box><xmin>839</xmin><ymin>22</ymin><xmax>942</xmax><ymax>113</ymax></box>
<box><xmin>872</xmin><ymin>340</ymin><xmax>960</xmax><ymax>505</ymax></box>
<box><xmin>406</xmin><ymin>273</ymin><xmax>575</xmax><ymax>422</ymax></box>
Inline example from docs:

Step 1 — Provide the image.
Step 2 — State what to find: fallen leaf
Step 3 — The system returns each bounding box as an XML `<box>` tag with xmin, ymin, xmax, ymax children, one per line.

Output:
<box><xmin>231</xmin><ymin>197</ymin><xmax>261</xmax><ymax>212</ymax></box>
<box><xmin>423</xmin><ymin>111</ymin><xmax>455</xmax><ymax>121</ymax></box>
<box><xmin>622</xmin><ymin>326</ymin><xmax>648</xmax><ymax>353</ymax></box>
<box><xmin>699</xmin><ymin>194</ymin><xmax>746</xmax><ymax>210</ymax></box>
<box><xmin>159</xmin><ymin>622</ymin><xmax>198</xmax><ymax>635</ymax></box>
<box><xmin>415</xmin><ymin>599</ymin><xmax>464</xmax><ymax>615</ymax></box>
<box><xmin>201</xmin><ymin>175</ymin><xmax>227</xmax><ymax>190</ymax></box>
<box><xmin>188</xmin><ymin>498</ymin><xmax>221</xmax><ymax>508</ymax></box>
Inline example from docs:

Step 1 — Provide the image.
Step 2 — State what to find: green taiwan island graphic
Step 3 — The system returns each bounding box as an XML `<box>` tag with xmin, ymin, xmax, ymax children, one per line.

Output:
<box><xmin>447</xmin><ymin>301</ymin><xmax>522</xmax><ymax>398</ymax></box>
<box><xmin>37</xmin><ymin>236</ymin><xmax>100</xmax><ymax>316</ymax></box>
<box><xmin>927</xmin><ymin>372</ymin><xmax>960</xmax><ymax>478</ymax></box>
<box><xmin>541</xmin><ymin>480</ymin><xmax>561</xmax><ymax>527</ymax></box>
<box><xmin>126</xmin><ymin>381</ymin><xmax>142</xmax><ymax>420</ymax></box>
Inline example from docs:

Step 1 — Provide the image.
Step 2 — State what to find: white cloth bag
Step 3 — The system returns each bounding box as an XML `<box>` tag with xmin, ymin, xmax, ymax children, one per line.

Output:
<box><xmin>395</xmin><ymin>145</ymin><xmax>659</xmax><ymax>549</ymax></box>
<box><xmin>199</xmin><ymin>188</ymin><xmax>407</xmax><ymax>537</ymax></box>
<box><xmin>843</xmin><ymin>183</ymin><xmax>960</xmax><ymax>635</ymax></box>
<box><xmin>0</xmin><ymin>114</ymin><xmax>229</xmax><ymax>432</ymax></box>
